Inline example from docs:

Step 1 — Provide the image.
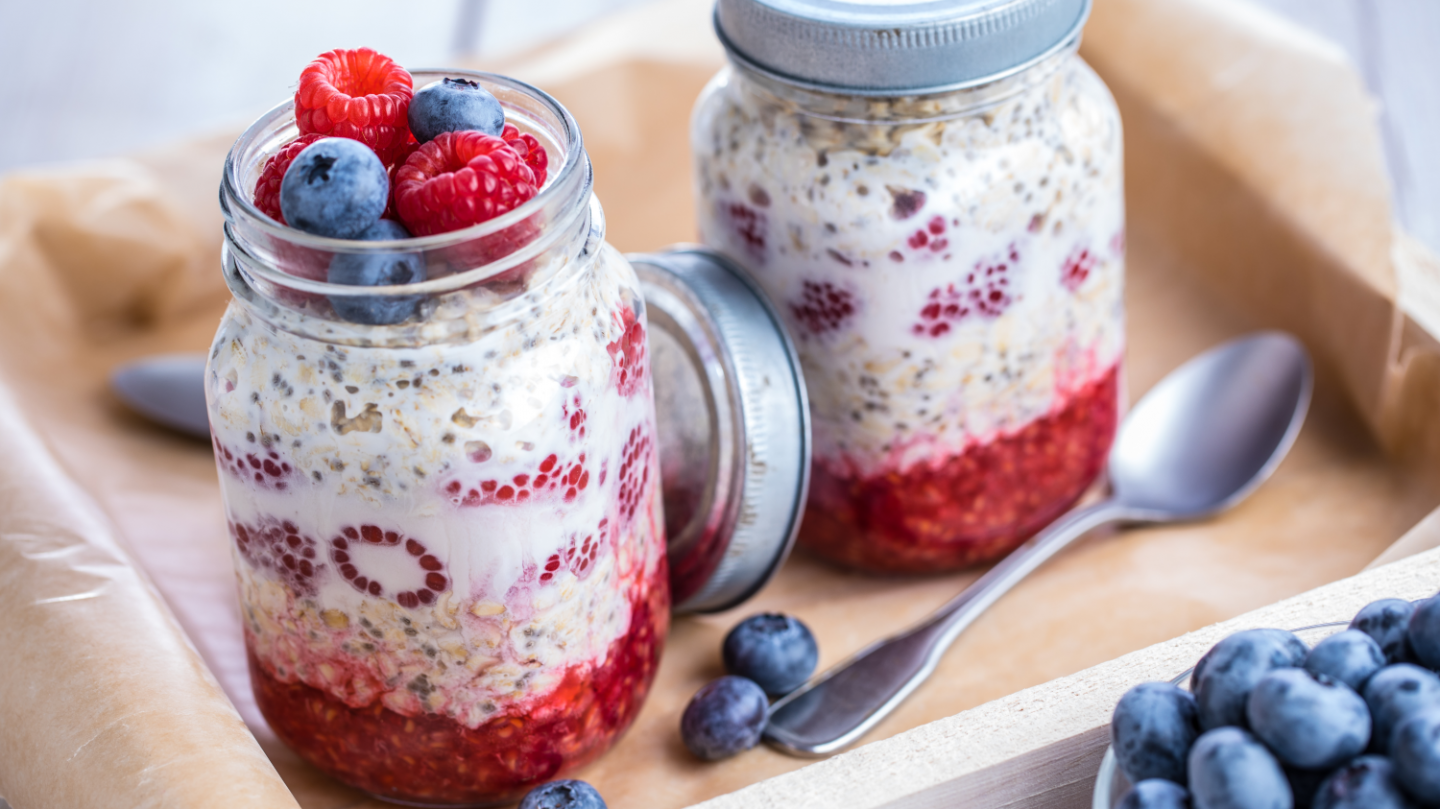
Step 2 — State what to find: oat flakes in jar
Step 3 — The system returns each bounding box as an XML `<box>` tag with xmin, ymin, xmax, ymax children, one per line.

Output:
<box><xmin>211</xmin><ymin>69</ymin><xmax>807</xmax><ymax>807</ymax></box>
<box><xmin>694</xmin><ymin>0</ymin><xmax>1126</xmax><ymax>574</ymax></box>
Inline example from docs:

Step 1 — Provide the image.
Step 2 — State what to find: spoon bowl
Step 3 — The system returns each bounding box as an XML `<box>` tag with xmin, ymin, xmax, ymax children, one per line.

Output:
<box><xmin>1110</xmin><ymin>332</ymin><xmax>1311</xmax><ymax>518</ymax></box>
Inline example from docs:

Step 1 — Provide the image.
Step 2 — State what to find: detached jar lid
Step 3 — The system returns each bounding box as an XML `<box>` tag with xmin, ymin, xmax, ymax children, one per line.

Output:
<box><xmin>715</xmin><ymin>0</ymin><xmax>1091</xmax><ymax>95</ymax></box>
<box><xmin>633</xmin><ymin>247</ymin><xmax>811</xmax><ymax>614</ymax></box>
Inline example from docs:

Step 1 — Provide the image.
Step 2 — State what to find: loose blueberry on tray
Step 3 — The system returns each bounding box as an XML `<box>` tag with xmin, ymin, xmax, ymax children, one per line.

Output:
<box><xmin>327</xmin><ymin>218</ymin><xmax>425</xmax><ymax>325</ymax></box>
<box><xmin>1406</xmin><ymin>597</ymin><xmax>1440</xmax><ymax>670</ymax></box>
<box><xmin>1187</xmin><ymin>727</ymin><xmax>1291</xmax><ymax>809</ymax></box>
<box><xmin>1304</xmin><ymin>629</ymin><xmax>1385</xmax><ymax>691</ymax></box>
<box><xmin>680</xmin><ymin>675</ymin><xmax>769</xmax><ymax>761</ymax></box>
<box><xmin>722</xmin><ymin>612</ymin><xmax>819</xmax><ymax>697</ymax></box>
<box><xmin>1390</xmin><ymin>709</ymin><xmax>1440</xmax><ymax>803</ymax></box>
<box><xmin>1112</xmin><ymin>682</ymin><xmax>1200</xmax><ymax>784</ymax></box>
<box><xmin>518</xmin><ymin>779</ymin><xmax>607</xmax><ymax>809</ymax></box>
<box><xmin>409</xmin><ymin>77</ymin><xmax>506</xmax><ymax>142</ymax></box>
<box><xmin>279</xmin><ymin>137</ymin><xmax>389</xmax><ymax>239</ymax></box>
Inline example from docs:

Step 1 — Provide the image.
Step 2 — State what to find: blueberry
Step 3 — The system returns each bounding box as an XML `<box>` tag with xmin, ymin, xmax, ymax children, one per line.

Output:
<box><xmin>408</xmin><ymin>78</ymin><xmax>506</xmax><ymax>143</ymax></box>
<box><xmin>1362</xmin><ymin>664</ymin><xmax>1440</xmax><ymax>754</ymax></box>
<box><xmin>1194</xmin><ymin>629</ymin><xmax>1308</xmax><ymax>731</ymax></box>
<box><xmin>1118</xmin><ymin>778</ymin><xmax>1192</xmax><ymax>809</ymax></box>
<box><xmin>1391</xmin><ymin>708</ymin><xmax>1440</xmax><ymax>803</ymax></box>
<box><xmin>1246</xmin><ymin>669</ymin><xmax>1369</xmax><ymax>770</ymax></box>
<box><xmin>1112</xmin><ymin>682</ymin><xmax>1201</xmax><ymax>784</ymax></box>
<box><xmin>1304</xmin><ymin>630</ymin><xmax>1385</xmax><ymax>691</ymax></box>
<box><xmin>1407</xmin><ymin>596</ymin><xmax>1440</xmax><ymax>670</ymax></box>
<box><xmin>722</xmin><ymin>613</ymin><xmax>819</xmax><ymax>697</ymax></box>
<box><xmin>518</xmin><ymin>779</ymin><xmax>607</xmax><ymax>809</ymax></box>
<box><xmin>1313</xmin><ymin>755</ymin><xmax>1418</xmax><ymax>809</ymax></box>
<box><xmin>279</xmin><ymin>137</ymin><xmax>388</xmax><ymax>239</ymax></box>
<box><xmin>1351</xmin><ymin>598</ymin><xmax>1416</xmax><ymax>664</ymax></box>
<box><xmin>680</xmin><ymin>675</ymin><xmax>768</xmax><ymax>760</ymax></box>
<box><xmin>326</xmin><ymin>219</ymin><xmax>425</xmax><ymax>325</ymax></box>
<box><xmin>1187</xmin><ymin>727</ymin><xmax>1292</xmax><ymax>809</ymax></box>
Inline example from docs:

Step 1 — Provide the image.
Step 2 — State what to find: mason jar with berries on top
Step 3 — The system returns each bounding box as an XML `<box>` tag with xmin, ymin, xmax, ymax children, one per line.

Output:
<box><xmin>692</xmin><ymin>0</ymin><xmax>1126</xmax><ymax>574</ymax></box>
<box><xmin>211</xmin><ymin>50</ymin><xmax>669</xmax><ymax>806</ymax></box>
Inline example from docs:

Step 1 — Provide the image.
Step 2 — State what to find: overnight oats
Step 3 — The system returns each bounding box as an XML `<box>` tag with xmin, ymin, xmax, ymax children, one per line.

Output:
<box><xmin>209</xmin><ymin>51</ymin><xmax>666</xmax><ymax>805</ymax></box>
<box><xmin>694</xmin><ymin>0</ymin><xmax>1125</xmax><ymax>574</ymax></box>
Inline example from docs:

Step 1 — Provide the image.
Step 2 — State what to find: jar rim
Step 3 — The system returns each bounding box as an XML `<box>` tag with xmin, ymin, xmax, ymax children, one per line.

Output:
<box><xmin>219</xmin><ymin>68</ymin><xmax>590</xmax><ymax>296</ymax></box>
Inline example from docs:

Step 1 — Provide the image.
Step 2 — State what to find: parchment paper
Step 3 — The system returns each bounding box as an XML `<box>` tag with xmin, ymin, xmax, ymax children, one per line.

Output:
<box><xmin>2</xmin><ymin>0</ymin><xmax>1439</xmax><ymax>807</ymax></box>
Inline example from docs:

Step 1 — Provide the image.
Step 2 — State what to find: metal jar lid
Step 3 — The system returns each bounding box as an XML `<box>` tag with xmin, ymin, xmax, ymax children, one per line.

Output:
<box><xmin>714</xmin><ymin>0</ymin><xmax>1091</xmax><ymax>95</ymax></box>
<box><xmin>632</xmin><ymin>246</ymin><xmax>811</xmax><ymax>614</ymax></box>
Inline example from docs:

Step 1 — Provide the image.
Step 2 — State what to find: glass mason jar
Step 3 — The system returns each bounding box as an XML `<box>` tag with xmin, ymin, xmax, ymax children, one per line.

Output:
<box><xmin>693</xmin><ymin>0</ymin><xmax>1126</xmax><ymax>574</ymax></box>
<box><xmin>210</xmin><ymin>71</ymin><xmax>667</xmax><ymax>806</ymax></box>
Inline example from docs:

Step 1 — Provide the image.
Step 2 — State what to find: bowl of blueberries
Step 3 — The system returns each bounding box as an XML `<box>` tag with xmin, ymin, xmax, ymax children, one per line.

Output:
<box><xmin>1096</xmin><ymin>595</ymin><xmax>1440</xmax><ymax>808</ymax></box>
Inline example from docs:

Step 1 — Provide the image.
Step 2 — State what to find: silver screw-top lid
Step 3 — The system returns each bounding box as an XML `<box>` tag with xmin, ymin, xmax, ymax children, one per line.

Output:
<box><xmin>715</xmin><ymin>0</ymin><xmax>1091</xmax><ymax>95</ymax></box>
<box><xmin>632</xmin><ymin>247</ymin><xmax>811</xmax><ymax>614</ymax></box>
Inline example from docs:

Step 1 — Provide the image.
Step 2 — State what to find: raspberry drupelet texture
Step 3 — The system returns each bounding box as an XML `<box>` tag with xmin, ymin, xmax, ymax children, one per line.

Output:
<box><xmin>395</xmin><ymin>129</ymin><xmax>547</xmax><ymax>236</ymax></box>
<box><xmin>253</xmin><ymin>134</ymin><xmax>324</xmax><ymax>224</ymax></box>
<box><xmin>295</xmin><ymin>48</ymin><xmax>414</xmax><ymax>165</ymax></box>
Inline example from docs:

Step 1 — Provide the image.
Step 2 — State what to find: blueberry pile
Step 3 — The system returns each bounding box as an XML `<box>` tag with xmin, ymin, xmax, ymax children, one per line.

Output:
<box><xmin>680</xmin><ymin>612</ymin><xmax>819</xmax><ymax>760</ymax></box>
<box><xmin>1110</xmin><ymin>596</ymin><xmax>1440</xmax><ymax>808</ymax></box>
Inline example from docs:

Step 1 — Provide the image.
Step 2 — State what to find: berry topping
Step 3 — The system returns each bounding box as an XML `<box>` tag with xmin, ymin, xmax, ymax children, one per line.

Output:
<box><xmin>789</xmin><ymin>280</ymin><xmax>856</xmax><ymax>338</ymax></box>
<box><xmin>502</xmin><ymin>123</ymin><xmax>548</xmax><ymax>188</ymax></box>
<box><xmin>394</xmin><ymin>130</ymin><xmax>544</xmax><ymax>236</ymax></box>
<box><xmin>409</xmin><ymin>78</ymin><xmax>506</xmax><ymax>142</ymax></box>
<box><xmin>295</xmin><ymin>47</ymin><xmax>414</xmax><ymax>164</ymax></box>
<box><xmin>253</xmin><ymin>134</ymin><xmax>324</xmax><ymax>224</ymax></box>
<box><xmin>722</xmin><ymin>613</ymin><xmax>819</xmax><ymax>697</ymax></box>
<box><xmin>328</xmin><ymin>525</ymin><xmax>447</xmax><ymax>608</ymax></box>
<box><xmin>607</xmin><ymin>306</ymin><xmax>647</xmax><ymax>397</ymax></box>
<box><xmin>1111</xmin><ymin>681</ymin><xmax>1200</xmax><ymax>785</ymax></box>
<box><xmin>231</xmin><ymin>517</ymin><xmax>323</xmax><ymax>595</ymax></box>
<box><xmin>680</xmin><ymin>676</ymin><xmax>768</xmax><ymax>761</ymax></box>
<box><xmin>280</xmin><ymin>138</ymin><xmax>389</xmax><ymax>238</ymax></box>
<box><xmin>518</xmin><ymin>780</ymin><xmax>607</xmax><ymax>809</ymax></box>
<box><xmin>327</xmin><ymin>219</ymin><xmax>425</xmax><ymax>325</ymax></box>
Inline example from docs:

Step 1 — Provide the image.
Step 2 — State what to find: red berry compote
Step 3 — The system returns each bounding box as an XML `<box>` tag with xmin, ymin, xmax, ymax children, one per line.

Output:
<box><xmin>212</xmin><ymin>71</ymin><xmax>667</xmax><ymax>806</ymax></box>
<box><xmin>693</xmin><ymin>47</ymin><xmax>1126</xmax><ymax>573</ymax></box>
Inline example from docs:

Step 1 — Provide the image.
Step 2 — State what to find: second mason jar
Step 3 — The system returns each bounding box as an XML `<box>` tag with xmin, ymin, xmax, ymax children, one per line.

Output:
<box><xmin>693</xmin><ymin>0</ymin><xmax>1126</xmax><ymax>574</ymax></box>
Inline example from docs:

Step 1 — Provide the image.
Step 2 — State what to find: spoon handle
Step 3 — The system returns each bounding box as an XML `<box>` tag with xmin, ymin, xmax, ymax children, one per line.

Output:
<box><xmin>763</xmin><ymin>497</ymin><xmax>1129</xmax><ymax>757</ymax></box>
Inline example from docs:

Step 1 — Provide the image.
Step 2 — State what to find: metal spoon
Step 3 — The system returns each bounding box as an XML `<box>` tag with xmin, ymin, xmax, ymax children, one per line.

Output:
<box><xmin>111</xmin><ymin>352</ymin><xmax>210</xmax><ymax>439</ymax></box>
<box><xmin>764</xmin><ymin>331</ymin><xmax>1313</xmax><ymax>757</ymax></box>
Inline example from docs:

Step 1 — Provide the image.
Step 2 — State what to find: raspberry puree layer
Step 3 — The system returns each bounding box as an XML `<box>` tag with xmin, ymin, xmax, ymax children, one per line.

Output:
<box><xmin>801</xmin><ymin>363</ymin><xmax>1119</xmax><ymax>573</ymax></box>
<box><xmin>252</xmin><ymin>565</ymin><xmax>668</xmax><ymax>806</ymax></box>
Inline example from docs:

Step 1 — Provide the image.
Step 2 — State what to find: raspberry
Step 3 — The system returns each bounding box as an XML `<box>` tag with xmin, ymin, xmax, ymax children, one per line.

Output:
<box><xmin>1061</xmin><ymin>245</ymin><xmax>1096</xmax><ymax>292</ymax></box>
<box><xmin>501</xmin><ymin>123</ymin><xmax>548</xmax><ymax>188</ymax></box>
<box><xmin>607</xmin><ymin>306</ymin><xmax>648</xmax><ymax>397</ymax></box>
<box><xmin>231</xmin><ymin>517</ymin><xmax>323</xmax><ymax>595</ymax></box>
<box><xmin>214</xmin><ymin>437</ymin><xmax>295</xmax><ymax>491</ymax></box>
<box><xmin>789</xmin><ymin>280</ymin><xmax>856</xmax><ymax>337</ymax></box>
<box><xmin>394</xmin><ymin>130</ymin><xmax>544</xmax><ymax>236</ymax></box>
<box><xmin>616</xmin><ymin>424</ymin><xmax>654</xmax><ymax>529</ymax></box>
<box><xmin>252</xmin><ymin>134</ymin><xmax>324</xmax><ymax>224</ymax></box>
<box><xmin>328</xmin><ymin>525</ymin><xmax>447</xmax><ymax>607</ymax></box>
<box><xmin>295</xmin><ymin>48</ymin><xmax>414</xmax><ymax>164</ymax></box>
<box><xmin>912</xmin><ymin>243</ymin><xmax>1019</xmax><ymax>337</ymax></box>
